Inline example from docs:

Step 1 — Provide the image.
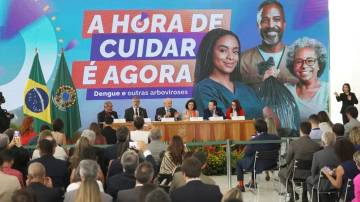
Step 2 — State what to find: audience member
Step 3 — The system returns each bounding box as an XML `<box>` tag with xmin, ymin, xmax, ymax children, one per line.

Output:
<box><xmin>106</xmin><ymin>150</ymin><xmax>138</xmax><ymax>199</ymax></box>
<box><xmin>155</xmin><ymin>98</ymin><xmax>179</xmax><ymax>121</ymax></box>
<box><xmin>11</xmin><ymin>189</ymin><xmax>35</xmax><ymax>202</ymax></box>
<box><xmin>322</xmin><ymin>138</ymin><xmax>359</xmax><ymax>201</ymax></box>
<box><xmin>19</xmin><ymin>116</ymin><xmax>37</xmax><ymax>145</ymax></box>
<box><xmin>29</xmin><ymin>139</ymin><xmax>69</xmax><ymax>189</ymax></box>
<box><xmin>148</xmin><ymin>128</ymin><xmax>167</xmax><ymax>164</ymax></box>
<box><xmin>80</xmin><ymin>129</ymin><xmax>106</xmax><ymax>173</ymax></box>
<box><xmin>278</xmin><ymin>121</ymin><xmax>321</xmax><ymax>201</ymax></box>
<box><xmin>306</xmin><ymin>132</ymin><xmax>339</xmax><ymax>201</ymax></box>
<box><xmin>170</xmin><ymin>151</ymin><xmax>215</xmax><ymax>192</ymax></box>
<box><xmin>97</xmin><ymin>101</ymin><xmax>118</xmax><ymax>125</ymax></box>
<box><xmin>332</xmin><ymin>123</ymin><xmax>345</xmax><ymax>139</ymax></box>
<box><xmin>350</xmin><ymin>127</ymin><xmax>360</xmax><ymax>150</ymax></box>
<box><xmin>32</xmin><ymin>130</ymin><xmax>68</xmax><ymax>161</ymax></box>
<box><xmin>170</xmin><ymin>157</ymin><xmax>222</xmax><ymax>202</ymax></box>
<box><xmin>317</xmin><ymin>111</ymin><xmax>333</xmax><ymax>133</ymax></box>
<box><xmin>225</xmin><ymin>99</ymin><xmax>245</xmax><ymax>119</ymax></box>
<box><xmin>353</xmin><ymin>151</ymin><xmax>360</xmax><ymax>202</ymax></box>
<box><xmin>182</xmin><ymin>99</ymin><xmax>199</xmax><ymax>120</ymax></box>
<box><xmin>64</xmin><ymin>160</ymin><xmax>112</xmax><ymax>202</ymax></box>
<box><xmin>51</xmin><ymin>118</ymin><xmax>67</xmax><ymax>145</ymax></box>
<box><xmin>117</xmin><ymin>162</ymin><xmax>155</xmax><ymax>202</ymax></box>
<box><xmin>221</xmin><ymin>187</ymin><xmax>243</xmax><ymax>202</ymax></box>
<box><xmin>145</xmin><ymin>188</ymin><xmax>171</xmax><ymax>202</ymax></box>
<box><xmin>344</xmin><ymin>106</ymin><xmax>360</xmax><ymax>136</ymax></box>
<box><xmin>159</xmin><ymin>135</ymin><xmax>185</xmax><ymax>184</ymax></box>
<box><xmin>130</xmin><ymin>116</ymin><xmax>150</xmax><ymax>143</ymax></box>
<box><xmin>0</xmin><ymin>149</ymin><xmax>24</xmax><ymax>186</ymax></box>
<box><xmin>26</xmin><ymin>162</ymin><xmax>62</xmax><ymax>202</ymax></box>
<box><xmin>3</xmin><ymin>129</ymin><xmax>30</xmax><ymax>177</ymax></box>
<box><xmin>236</xmin><ymin>119</ymin><xmax>280</xmax><ymax>191</ymax></box>
<box><xmin>308</xmin><ymin>114</ymin><xmax>322</xmax><ymax>140</ymax></box>
<box><xmin>101</xmin><ymin>116</ymin><xmax>117</xmax><ymax>144</ymax></box>
<box><xmin>203</xmin><ymin>100</ymin><xmax>225</xmax><ymax>120</ymax></box>
<box><xmin>0</xmin><ymin>133</ymin><xmax>9</xmax><ymax>151</ymax></box>
<box><xmin>89</xmin><ymin>122</ymin><xmax>107</xmax><ymax>145</ymax></box>
<box><xmin>124</xmin><ymin>96</ymin><xmax>148</xmax><ymax>122</ymax></box>
<box><xmin>28</xmin><ymin>124</ymin><xmax>51</xmax><ymax>145</ymax></box>
<box><xmin>0</xmin><ymin>150</ymin><xmax>20</xmax><ymax>202</ymax></box>
<box><xmin>137</xmin><ymin>183</ymin><xmax>158</xmax><ymax>202</ymax></box>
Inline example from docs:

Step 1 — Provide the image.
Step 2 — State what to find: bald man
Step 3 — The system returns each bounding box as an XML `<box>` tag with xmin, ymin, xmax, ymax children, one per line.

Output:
<box><xmin>154</xmin><ymin>98</ymin><xmax>178</xmax><ymax>121</ymax></box>
<box><xmin>26</xmin><ymin>162</ymin><xmax>62</xmax><ymax>202</ymax></box>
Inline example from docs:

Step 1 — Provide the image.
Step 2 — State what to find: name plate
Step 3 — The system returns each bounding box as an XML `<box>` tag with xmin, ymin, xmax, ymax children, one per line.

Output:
<box><xmin>231</xmin><ymin>116</ymin><xmax>245</xmax><ymax>120</ymax></box>
<box><xmin>190</xmin><ymin>117</ymin><xmax>203</xmax><ymax>121</ymax></box>
<box><xmin>209</xmin><ymin>116</ymin><xmax>224</xmax><ymax>121</ymax></box>
<box><xmin>144</xmin><ymin>118</ymin><xmax>151</xmax><ymax>123</ymax></box>
<box><xmin>113</xmin><ymin>118</ymin><xmax>126</xmax><ymax>123</ymax></box>
<box><xmin>161</xmin><ymin>117</ymin><xmax>175</xmax><ymax>122</ymax></box>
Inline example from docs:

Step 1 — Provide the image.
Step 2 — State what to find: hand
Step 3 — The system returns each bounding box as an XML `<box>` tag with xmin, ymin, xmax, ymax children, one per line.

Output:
<box><xmin>44</xmin><ymin>176</ymin><xmax>53</xmax><ymax>188</ymax></box>
<box><xmin>334</xmin><ymin>92</ymin><xmax>339</xmax><ymax>97</ymax></box>
<box><xmin>263</xmin><ymin>67</ymin><xmax>279</xmax><ymax>80</ymax></box>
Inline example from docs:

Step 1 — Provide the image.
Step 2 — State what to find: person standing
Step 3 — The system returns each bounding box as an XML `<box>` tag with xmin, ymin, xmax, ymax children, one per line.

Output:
<box><xmin>335</xmin><ymin>83</ymin><xmax>358</xmax><ymax>124</ymax></box>
<box><xmin>0</xmin><ymin>92</ymin><xmax>14</xmax><ymax>133</ymax></box>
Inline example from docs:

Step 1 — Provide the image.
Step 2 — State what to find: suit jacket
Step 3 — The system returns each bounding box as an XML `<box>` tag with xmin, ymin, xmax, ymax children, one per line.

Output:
<box><xmin>124</xmin><ymin>107</ymin><xmax>148</xmax><ymax>122</ymax></box>
<box><xmin>344</xmin><ymin>118</ymin><xmax>360</xmax><ymax>136</ymax></box>
<box><xmin>102</xmin><ymin>126</ymin><xmax>117</xmax><ymax>144</ymax></box>
<box><xmin>9</xmin><ymin>146</ymin><xmax>30</xmax><ymax>177</ymax></box>
<box><xmin>64</xmin><ymin>189</ymin><xmax>112</xmax><ymax>202</ymax></box>
<box><xmin>148</xmin><ymin>140</ymin><xmax>167</xmax><ymax>164</ymax></box>
<box><xmin>203</xmin><ymin>108</ymin><xmax>225</xmax><ymax>120</ymax></box>
<box><xmin>106</xmin><ymin>172</ymin><xmax>136</xmax><ymax>199</ymax></box>
<box><xmin>336</xmin><ymin>92</ymin><xmax>358</xmax><ymax>113</ymax></box>
<box><xmin>170</xmin><ymin>172</ymin><xmax>215</xmax><ymax>193</ymax></box>
<box><xmin>170</xmin><ymin>180</ymin><xmax>222</xmax><ymax>202</ymax></box>
<box><xmin>155</xmin><ymin>107</ymin><xmax>177</xmax><ymax>121</ymax></box>
<box><xmin>29</xmin><ymin>154</ymin><xmax>69</xmax><ymax>189</ymax></box>
<box><xmin>116</xmin><ymin>186</ymin><xmax>142</xmax><ymax>202</ymax></box>
<box><xmin>97</xmin><ymin>110</ymin><xmax>118</xmax><ymax>123</ymax></box>
<box><xmin>26</xmin><ymin>182</ymin><xmax>63</xmax><ymax>202</ymax></box>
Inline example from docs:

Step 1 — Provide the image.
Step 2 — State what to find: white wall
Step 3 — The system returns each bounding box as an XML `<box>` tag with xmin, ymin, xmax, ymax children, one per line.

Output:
<box><xmin>329</xmin><ymin>0</ymin><xmax>360</xmax><ymax>123</ymax></box>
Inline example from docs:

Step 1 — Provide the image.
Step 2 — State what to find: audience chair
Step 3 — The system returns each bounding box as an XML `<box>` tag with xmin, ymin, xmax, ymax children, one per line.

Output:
<box><xmin>311</xmin><ymin>170</ymin><xmax>339</xmax><ymax>202</ymax></box>
<box><xmin>289</xmin><ymin>159</ymin><xmax>312</xmax><ymax>202</ymax></box>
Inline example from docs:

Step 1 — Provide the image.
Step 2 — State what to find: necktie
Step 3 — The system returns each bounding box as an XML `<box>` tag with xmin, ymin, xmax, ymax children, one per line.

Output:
<box><xmin>136</xmin><ymin>108</ymin><xmax>139</xmax><ymax>116</ymax></box>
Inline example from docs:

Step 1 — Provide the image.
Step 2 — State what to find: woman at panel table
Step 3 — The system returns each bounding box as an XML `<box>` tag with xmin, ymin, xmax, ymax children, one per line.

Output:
<box><xmin>193</xmin><ymin>28</ymin><xmax>264</xmax><ymax>120</ymax></box>
<box><xmin>226</xmin><ymin>99</ymin><xmax>245</xmax><ymax>119</ymax></box>
<box><xmin>182</xmin><ymin>99</ymin><xmax>199</xmax><ymax>120</ymax></box>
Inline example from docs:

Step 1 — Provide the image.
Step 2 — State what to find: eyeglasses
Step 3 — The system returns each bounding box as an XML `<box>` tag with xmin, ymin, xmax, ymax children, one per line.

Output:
<box><xmin>294</xmin><ymin>57</ymin><xmax>317</xmax><ymax>67</ymax></box>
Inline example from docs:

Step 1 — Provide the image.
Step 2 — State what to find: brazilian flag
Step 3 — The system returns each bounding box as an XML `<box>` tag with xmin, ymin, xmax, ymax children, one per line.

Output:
<box><xmin>51</xmin><ymin>51</ymin><xmax>81</xmax><ymax>139</ymax></box>
<box><xmin>23</xmin><ymin>52</ymin><xmax>51</xmax><ymax>132</ymax></box>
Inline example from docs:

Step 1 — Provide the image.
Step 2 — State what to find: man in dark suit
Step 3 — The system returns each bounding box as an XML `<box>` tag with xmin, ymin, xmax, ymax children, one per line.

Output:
<box><xmin>155</xmin><ymin>98</ymin><xmax>178</xmax><ymax>121</ymax></box>
<box><xmin>203</xmin><ymin>100</ymin><xmax>225</xmax><ymax>120</ymax></box>
<box><xmin>124</xmin><ymin>96</ymin><xmax>148</xmax><ymax>122</ymax></box>
<box><xmin>26</xmin><ymin>162</ymin><xmax>63</xmax><ymax>202</ymax></box>
<box><xmin>170</xmin><ymin>157</ymin><xmax>222</xmax><ymax>202</ymax></box>
<box><xmin>278</xmin><ymin>121</ymin><xmax>321</xmax><ymax>202</ymax></box>
<box><xmin>102</xmin><ymin>116</ymin><xmax>117</xmax><ymax>144</ymax></box>
<box><xmin>29</xmin><ymin>139</ymin><xmax>69</xmax><ymax>190</ymax></box>
<box><xmin>97</xmin><ymin>101</ymin><xmax>118</xmax><ymax>125</ymax></box>
<box><xmin>236</xmin><ymin>119</ymin><xmax>280</xmax><ymax>191</ymax></box>
<box><xmin>0</xmin><ymin>92</ymin><xmax>14</xmax><ymax>133</ymax></box>
<box><xmin>117</xmin><ymin>162</ymin><xmax>155</xmax><ymax>202</ymax></box>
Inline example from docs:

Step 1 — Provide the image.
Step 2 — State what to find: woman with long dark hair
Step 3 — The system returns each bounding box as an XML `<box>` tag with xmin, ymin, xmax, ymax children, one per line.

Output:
<box><xmin>225</xmin><ymin>99</ymin><xmax>245</xmax><ymax>119</ymax></box>
<box><xmin>335</xmin><ymin>83</ymin><xmax>358</xmax><ymax>124</ymax></box>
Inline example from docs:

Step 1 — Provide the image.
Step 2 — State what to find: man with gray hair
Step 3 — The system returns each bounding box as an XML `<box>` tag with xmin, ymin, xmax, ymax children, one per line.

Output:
<box><xmin>155</xmin><ymin>98</ymin><xmax>179</xmax><ymax>121</ymax></box>
<box><xmin>0</xmin><ymin>133</ymin><xmax>9</xmax><ymax>151</ymax></box>
<box><xmin>97</xmin><ymin>101</ymin><xmax>118</xmax><ymax>127</ymax></box>
<box><xmin>106</xmin><ymin>150</ymin><xmax>139</xmax><ymax>199</ymax></box>
<box><xmin>26</xmin><ymin>162</ymin><xmax>62</xmax><ymax>202</ymax></box>
<box><xmin>306</xmin><ymin>131</ymin><xmax>339</xmax><ymax>201</ymax></box>
<box><xmin>148</xmin><ymin>128</ymin><xmax>167</xmax><ymax>164</ymax></box>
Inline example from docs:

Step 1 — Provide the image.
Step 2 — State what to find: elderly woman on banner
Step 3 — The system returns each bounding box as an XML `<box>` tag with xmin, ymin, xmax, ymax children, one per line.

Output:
<box><xmin>285</xmin><ymin>37</ymin><xmax>329</xmax><ymax>121</ymax></box>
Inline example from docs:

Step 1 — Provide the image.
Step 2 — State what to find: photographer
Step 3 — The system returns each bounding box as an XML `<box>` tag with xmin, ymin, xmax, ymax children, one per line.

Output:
<box><xmin>0</xmin><ymin>92</ymin><xmax>14</xmax><ymax>133</ymax></box>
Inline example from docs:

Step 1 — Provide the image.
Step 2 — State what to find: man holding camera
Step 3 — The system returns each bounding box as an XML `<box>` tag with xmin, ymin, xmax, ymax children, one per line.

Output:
<box><xmin>0</xmin><ymin>92</ymin><xmax>14</xmax><ymax>133</ymax></box>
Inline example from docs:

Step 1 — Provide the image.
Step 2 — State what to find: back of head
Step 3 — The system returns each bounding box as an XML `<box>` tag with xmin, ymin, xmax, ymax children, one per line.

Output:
<box><xmin>317</xmin><ymin>111</ymin><xmax>332</xmax><ymax>124</ymax></box>
<box><xmin>52</xmin><ymin>118</ymin><xmax>64</xmax><ymax>132</ymax></box>
<box><xmin>221</xmin><ymin>187</ymin><xmax>243</xmax><ymax>202</ymax></box>
<box><xmin>321</xmin><ymin>131</ymin><xmax>336</xmax><ymax>147</ymax></box>
<box><xmin>349</xmin><ymin>127</ymin><xmax>360</xmax><ymax>145</ymax></box>
<box><xmin>346</xmin><ymin>106</ymin><xmax>359</xmax><ymax>119</ymax></box>
<box><xmin>0</xmin><ymin>149</ymin><xmax>14</xmax><ymax>163</ymax></box>
<box><xmin>81</xmin><ymin>129</ymin><xmax>96</xmax><ymax>144</ymax></box>
<box><xmin>79</xmin><ymin>146</ymin><xmax>97</xmax><ymax>161</ymax></box>
<box><xmin>254</xmin><ymin>119</ymin><xmax>268</xmax><ymax>133</ymax></box>
<box><xmin>192</xmin><ymin>151</ymin><xmax>208</xmax><ymax>167</ymax></box>
<box><xmin>332</xmin><ymin>123</ymin><xmax>345</xmax><ymax>137</ymax></box>
<box><xmin>299</xmin><ymin>121</ymin><xmax>311</xmax><ymax>135</ymax></box>
<box><xmin>134</xmin><ymin>116</ymin><xmax>145</xmax><ymax>130</ymax></box>
<box><xmin>334</xmin><ymin>138</ymin><xmax>355</xmax><ymax>163</ymax></box>
<box><xmin>89</xmin><ymin>122</ymin><xmax>101</xmax><ymax>136</ymax></box>
<box><xmin>135</xmin><ymin>162</ymin><xmax>154</xmax><ymax>184</ymax></box>
<box><xmin>308</xmin><ymin>114</ymin><xmax>319</xmax><ymax>124</ymax></box>
<box><xmin>168</xmin><ymin>135</ymin><xmax>185</xmax><ymax>165</ymax></box>
<box><xmin>12</xmin><ymin>189</ymin><xmax>35</xmax><ymax>202</ymax></box>
<box><xmin>37</xmin><ymin>130</ymin><xmax>53</xmax><ymax>144</ymax></box>
<box><xmin>104</xmin><ymin>116</ymin><xmax>114</xmax><ymax>125</ymax></box>
<box><xmin>28</xmin><ymin>162</ymin><xmax>46</xmax><ymax>180</ymax></box>
<box><xmin>149</xmin><ymin>128</ymin><xmax>162</xmax><ymax>141</ymax></box>
<box><xmin>79</xmin><ymin>159</ymin><xmax>98</xmax><ymax>181</ymax></box>
<box><xmin>116</xmin><ymin>126</ymin><xmax>130</xmax><ymax>142</ymax></box>
<box><xmin>121</xmin><ymin>150</ymin><xmax>139</xmax><ymax>173</ymax></box>
<box><xmin>181</xmin><ymin>157</ymin><xmax>202</xmax><ymax>178</ymax></box>
<box><xmin>145</xmin><ymin>188</ymin><xmax>171</xmax><ymax>202</ymax></box>
<box><xmin>4</xmin><ymin>128</ymin><xmax>15</xmax><ymax>141</ymax></box>
<box><xmin>38</xmin><ymin>139</ymin><xmax>55</xmax><ymax>156</ymax></box>
<box><xmin>0</xmin><ymin>133</ymin><xmax>9</xmax><ymax>150</ymax></box>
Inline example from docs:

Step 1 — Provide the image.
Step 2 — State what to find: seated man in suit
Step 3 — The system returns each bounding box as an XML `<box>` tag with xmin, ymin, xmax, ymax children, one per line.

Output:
<box><xmin>97</xmin><ymin>101</ymin><xmax>118</xmax><ymax>126</ymax></box>
<box><xmin>102</xmin><ymin>116</ymin><xmax>117</xmax><ymax>144</ymax></box>
<box><xmin>26</xmin><ymin>162</ymin><xmax>63</xmax><ymax>202</ymax></box>
<box><xmin>155</xmin><ymin>98</ymin><xmax>179</xmax><ymax>121</ymax></box>
<box><xmin>278</xmin><ymin>121</ymin><xmax>321</xmax><ymax>202</ymax></box>
<box><xmin>29</xmin><ymin>139</ymin><xmax>69</xmax><ymax>190</ymax></box>
<box><xmin>117</xmin><ymin>162</ymin><xmax>155</xmax><ymax>202</ymax></box>
<box><xmin>170</xmin><ymin>157</ymin><xmax>222</xmax><ymax>202</ymax></box>
<box><xmin>124</xmin><ymin>96</ymin><xmax>148</xmax><ymax>122</ymax></box>
<box><xmin>203</xmin><ymin>100</ymin><xmax>225</xmax><ymax>120</ymax></box>
<box><xmin>236</xmin><ymin>119</ymin><xmax>280</xmax><ymax>191</ymax></box>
